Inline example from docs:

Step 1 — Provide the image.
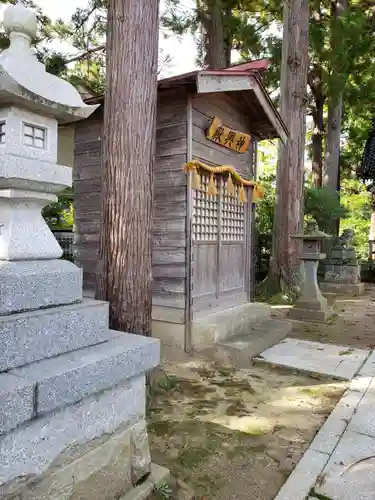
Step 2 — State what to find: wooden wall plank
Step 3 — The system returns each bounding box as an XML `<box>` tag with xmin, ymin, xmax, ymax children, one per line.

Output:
<box><xmin>157</xmin><ymin>122</ymin><xmax>187</xmax><ymax>142</ymax></box>
<box><xmin>154</xmin><ymin>201</ymin><xmax>187</xmax><ymax>218</ymax></box>
<box><xmin>155</xmin><ymin>154</ymin><xmax>186</xmax><ymax>172</ymax></box>
<box><xmin>156</xmin><ymin>137</ymin><xmax>187</xmax><ymax>158</ymax></box>
<box><xmin>153</xmin><ymin>232</ymin><xmax>186</xmax><ymax>248</ymax></box>
<box><xmin>153</xmin><ymin>248</ymin><xmax>186</xmax><ymax>264</ymax></box>
<box><xmin>153</xmin><ymin>264</ymin><xmax>186</xmax><ymax>278</ymax></box>
<box><xmin>152</xmin><ymin>292</ymin><xmax>185</xmax><ymax>308</ymax></box>
<box><xmin>153</xmin><ymin>277</ymin><xmax>186</xmax><ymax>293</ymax></box>
<box><xmin>152</xmin><ymin>305</ymin><xmax>185</xmax><ymax>323</ymax></box>
<box><xmin>157</xmin><ymin>104</ymin><xmax>187</xmax><ymax>127</ymax></box>
<box><xmin>153</xmin><ymin>217</ymin><xmax>186</xmax><ymax>232</ymax></box>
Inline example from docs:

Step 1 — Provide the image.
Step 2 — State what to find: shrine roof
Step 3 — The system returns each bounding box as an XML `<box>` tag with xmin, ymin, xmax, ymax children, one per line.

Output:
<box><xmin>84</xmin><ymin>59</ymin><xmax>288</xmax><ymax>144</ymax></box>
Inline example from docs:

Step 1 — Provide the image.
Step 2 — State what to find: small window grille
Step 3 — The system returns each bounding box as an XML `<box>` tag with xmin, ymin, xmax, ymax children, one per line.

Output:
<box><xmin>23</xmin><ymin>123</ymin><xmax>46</xmax><ymax>149</ymax></box>
<box><xmin>0</xmin><ymin>121</ymin><xmax>6</xmax><ymax>143</ymax></box>
<box><xmin>192</xmin><ymin>173</ymin><xmax>219</xmax><ymax>242</ymax></box>
<box><xmin>221</xmin><ymin>180</ymin><xmax>245</xmax><ymax>242</ymax></box>
<box><xmin>192</xmin><ymin>172</ymin><xmax>246</xmax><ymax>243</ymax></box>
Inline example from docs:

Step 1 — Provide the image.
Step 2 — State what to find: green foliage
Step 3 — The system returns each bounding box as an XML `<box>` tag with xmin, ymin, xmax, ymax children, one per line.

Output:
<box><xmin>154</xmin><ymin>481</ymin><xmax>173</xmax><ymax>499</ymax></box>
<box><xmin>304</xmin><ymin>186</ymin><xmax>348</xmax><ymax>233</ymax></box>
<box><xmin>43</xmin><ymin>189</ymin><xmax>74</xmax><ymax>230</ymax></box>
<box><xmin>340</xmin><ymin>178</ymin><xmax>371</xmax><ymax>259</ymax></box>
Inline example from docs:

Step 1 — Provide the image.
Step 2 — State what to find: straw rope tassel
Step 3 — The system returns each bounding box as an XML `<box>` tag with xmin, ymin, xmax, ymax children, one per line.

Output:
<box><xmin>192</xmin><ymin>167</ymin><xmax>201</xmax><ymax>190</ymax></box>
<box><xmin>227</xmin><ymin>173</ymin><xmax>234</xmax><ymax>196</ymax></box>
<box><xmin>239</xmin><ymin>184</ymin><xmax>247</xmax><ymax>203</ymax></box>
<box><xmin>207</xmin><ymin>174</ymin><xmax>217</xmax><ymax>196</ymax></box>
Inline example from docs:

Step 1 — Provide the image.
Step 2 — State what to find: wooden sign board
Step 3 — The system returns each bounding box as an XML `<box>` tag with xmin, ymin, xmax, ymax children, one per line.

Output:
<box><xmin>206</xmin><ymin>116</ymin><xmax>251</xmax><ymax>153</ymax></box>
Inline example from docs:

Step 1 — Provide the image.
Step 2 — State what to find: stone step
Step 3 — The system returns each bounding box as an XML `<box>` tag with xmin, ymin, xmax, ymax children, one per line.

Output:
<box><xmin>0</xmin><ymin>298</ymin><xmax>110</xmax><ymax>371</ymax></box>
<box><xmin>192</xmin><ymin>302</ymin><xmax>272</xmax><ymax>348</ymax></box>
<box><xmin>9</xmin><ymin>332</ymin><xmax>159</xmax><ymax>419</ymax></box>
<box><xmin>0</xmin><ymin>259</ymin><xmax>83</xmax><ymax>315</ymax></box>
<box><xmin>209</xmin><ymin>319</ymin><xmax>292</xmax><ymax>369</ymax></box>
<box><xmin>0</xmin><ymin>373</ymin><xmax>34</xmax><ymax>434</ymax></box>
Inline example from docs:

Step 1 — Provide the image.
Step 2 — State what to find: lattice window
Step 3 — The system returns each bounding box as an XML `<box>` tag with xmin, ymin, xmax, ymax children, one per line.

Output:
<box><xmin>221</xmin><ymin>179</ymin><xmax>245</xmax><ymax>242</ymax></box>
<box><xmin>0</xmin><ymin>121</ymin><xmax>6</xmax><ymax>144</ymax></box>
<box><xmin>192</xmin><ymin>173</ymin><xmax>219</xmax><ymax>242</ymax></box>
<box><xmin>23</xmin><ymin>122</ymin><xmax>47</xmax><ymax>149</ymax></box>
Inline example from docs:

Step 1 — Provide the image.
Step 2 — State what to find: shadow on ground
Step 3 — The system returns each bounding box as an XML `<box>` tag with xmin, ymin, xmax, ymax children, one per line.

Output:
<box><xmin>147</xmin><ymin>357</ymin><xmax>346</xmax><ymax>500</ymax></box>
<box><xmin>271</xmin><ymin>284</ymin><xmax>375</xmax><ymax>350</ymax></box>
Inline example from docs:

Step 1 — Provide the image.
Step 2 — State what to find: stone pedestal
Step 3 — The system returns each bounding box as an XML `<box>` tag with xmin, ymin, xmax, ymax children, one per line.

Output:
<box><xmin>288</xmin><ymin>221</ymin><xmax>334</xmax><ymax>323</ymax></box>
<box><xmin>321</xmin><ymin>228</ymin><xmax>365</xmax><ymax>296</ymax></box>
<box><xmin>0</xmin><ymin>4</ymin><xmax>165</xmax><ymax>499</ymax></box>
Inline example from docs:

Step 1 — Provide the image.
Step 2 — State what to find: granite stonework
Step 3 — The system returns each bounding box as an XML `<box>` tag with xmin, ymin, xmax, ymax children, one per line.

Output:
<box><xmin>0</xmin><ymin>3</ymin><xmax>163</xmax><ymax>498</ymax></box>
<box><xmin>11</xmin><ymin>333</ymin><xmax>160</xmax><ymax>415</ymax></box>
<box><xmin>321</xmin><ymin>228</ymin><xmax>365</xmax><ymax>296</ymax></box>
<box><xmin>0</xmin><ymin>373</ymin><xmax>34</xmax><ymax>434</ymax></box>
<box><xmin>0</xmin><ymin>377</ymin><xmax>145</xmax><ymax>490</ymax></box>
<box><xmin>288</xmin><ymin>221</ymin><xmax>334</xmax><ymax>322</ymax></box>
<box><xmin>0</xmin><ymin>299</ymin><xmax>110</xmax><ymax>371</ymax></box>
<box><xmin>0</xmin><ymin>260</ymin><xmax>82</xmax><ymax>315</ymax></box>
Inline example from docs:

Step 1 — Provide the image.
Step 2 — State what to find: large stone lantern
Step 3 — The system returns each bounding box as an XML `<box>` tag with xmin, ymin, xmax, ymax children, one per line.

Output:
<box><xmin>0</xmin><ymin>3</ymin><xmax>165</xmax><ymax>499</ymax></box>
<box><xmin>288</xmin><ymin>220</ymin><xmax>334</xmax><ymax>322</ymax></box>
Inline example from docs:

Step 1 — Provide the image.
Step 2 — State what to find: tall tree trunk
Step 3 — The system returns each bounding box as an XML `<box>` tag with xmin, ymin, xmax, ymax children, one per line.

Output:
<box><xmin>201</xmin><ymin>0</ymin><xmax>231</xmax><ymax>69</ymax></box>
<box><xmin>324</xmin><ymin>99</ymin><xmax>343</xmax><ymax>191</ymax></box>
<box><xmin>324</xmin><ymin>0</ymin><xmax>348</xmax><ymax>193</ymax></box>
<box><xmin>311</xmin><ymin>95</ymin><xmax>324</xmax><ymax>188</ymax></box>
<box><xmin>262</xmin><ymin>0</ymin><xmax>309</xmax><ymax>298</ymax></box>
<box><xmin>96</xmin><ymin>0</ymin><xmax>159</xmax><ymax>335</ymax></box>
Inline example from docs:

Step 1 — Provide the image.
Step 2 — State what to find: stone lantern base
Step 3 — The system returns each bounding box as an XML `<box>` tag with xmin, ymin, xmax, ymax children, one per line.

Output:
<box><xmin>320</xmin><ymin>280</ymin><xmax>365</xmax><ymax>297</ymax></box>
<box><xmin>288</xmin><ymin>303</ymin><xmax>335</xmax><ymax>322</ymax></box>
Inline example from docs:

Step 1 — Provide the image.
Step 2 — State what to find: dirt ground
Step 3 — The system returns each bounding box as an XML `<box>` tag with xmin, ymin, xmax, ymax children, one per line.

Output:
<box><xmin>147</xmin><ymin>286</ymin><xmax>375</xmax><ymax>500</ymax></box>
<box><xmin>147</xmin><ymin>357</ymin><xmax>346</xmax><ymax>500</ymax></box>
<box><xmin>271</xmin><ymin>284</ymin><xmax>375</xmax><ymax>350</ymax></box>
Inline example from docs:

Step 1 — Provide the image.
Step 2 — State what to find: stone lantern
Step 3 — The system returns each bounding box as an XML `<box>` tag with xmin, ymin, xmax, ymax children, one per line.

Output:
<box><xmin>0</xmin><ymin>3</ymin><xmax>164</xmax><ymax>499</ymax></box>
<box><xmin>288</xmin><ymin>220</ymin><xmax>334</xmax><ymax>322</ymax></box>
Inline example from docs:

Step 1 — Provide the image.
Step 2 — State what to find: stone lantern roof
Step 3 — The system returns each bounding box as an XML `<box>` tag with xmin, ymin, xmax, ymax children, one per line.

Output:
<box><xmin>0</xmin><ymin>1</ymin><xmax>99</xmax><ymax>123</ymax></box>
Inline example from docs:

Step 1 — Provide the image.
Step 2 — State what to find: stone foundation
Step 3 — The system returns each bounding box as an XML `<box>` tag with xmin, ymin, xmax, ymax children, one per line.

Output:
<box><xmin>1</xmin><ymin>420</ymin><xmax>151</xmax><ymax>500</ymax></box>
<box><xmin>0</xmin><ymin>377</ymin><xmax>153</xmax><ymax>499</ymax></box>
<box><xmin>288</xmin><ymin>306</ymin><xmax>334</xmax><ymax>322</ymax></box>
<box><xmin>190</xmin><ymin>302</ymin><xmax>271</xmax><ymax>349</ymax></box>
<box><xmin>320</xmin><ymin>281</ymin><xmax>365</xmax><ymax>297</ymax></box>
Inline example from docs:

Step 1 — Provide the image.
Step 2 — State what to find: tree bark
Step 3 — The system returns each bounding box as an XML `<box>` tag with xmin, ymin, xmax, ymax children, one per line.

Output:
<box><xmin>309</xmin><ymin>65</ymin><xmax>325</xmax><ymax>188</ymax></box>
<box><xmin>309</xmin><ymin>0</ymin><xmax>324</xmax><ymax>188</ymax></box>
<box><xmin>263</xmin><ymin>0</ymin><xmax>309</xmax><ymax>298</ymax></box>
<box><xmin>201</xmin><ymin>0</ymin><xmax>231</xmax><ymax>69</ymax></box>
<box><xmin>324</xmin><ymin>0</ymin><xmax>348</xmax><ymax>192</ymax></box>
<box><xmin>96</xmin><ymin>0</ymin><xmax>159</xmax><ymax>335</ymax></box>
<box><xmin>311</xmin><ymin>99</ymin><xmax>324</xmax><ymax>188</ymax></box>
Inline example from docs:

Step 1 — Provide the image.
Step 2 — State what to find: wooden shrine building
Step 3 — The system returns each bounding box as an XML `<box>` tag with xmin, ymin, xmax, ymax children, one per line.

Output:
<box><xmin>61</xmin><ymin>62</ymin><xmax>288</xmax><ymax>351</ymax></box>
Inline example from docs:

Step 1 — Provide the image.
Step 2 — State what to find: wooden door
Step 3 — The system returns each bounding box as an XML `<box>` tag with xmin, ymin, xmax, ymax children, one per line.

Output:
<box><xmin>191</xmin><ymin>172</ymin><xmax>250</xmax><ymax>317</ymax></box>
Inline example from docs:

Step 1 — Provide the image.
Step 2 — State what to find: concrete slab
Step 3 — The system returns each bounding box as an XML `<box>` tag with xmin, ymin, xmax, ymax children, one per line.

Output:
<box><xmin>347</xmin><ymin>378</ymin><xmax>375</xmax><ymax>438</ymax></box>
<box><xmin>274</xmin><ymin>449</ymin><xmax>329</xmax><ymax>500</ymax></box>
<box><xmin>358</xmin><ymin>350</ymin><xmax>375</xmax><ymax>377</ymax></box>
<box><xmin>309</xmin><ymin>389</ymin><xmax>363</xmax><ymax>455</ymax></box>
<box><xmin>255</xmin><ymin>338</ymin><xmax>370</xmax><ymax>380</ymax></box>
<box><xmin>314</xmin><ymin>430</ymin><xmax>375</xmax><ymax>500</ymax></box>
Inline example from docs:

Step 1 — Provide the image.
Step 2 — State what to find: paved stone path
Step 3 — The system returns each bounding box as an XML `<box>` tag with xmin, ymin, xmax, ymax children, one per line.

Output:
<box><xmin>266</xmin><ymin>342</ymin><xmax>375</xmax><ymax>500</ymax></box>
<box><xmin>255</xmin><ymin>338</ymin><xmax>370</xmax><ymax>380</ymax></box>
